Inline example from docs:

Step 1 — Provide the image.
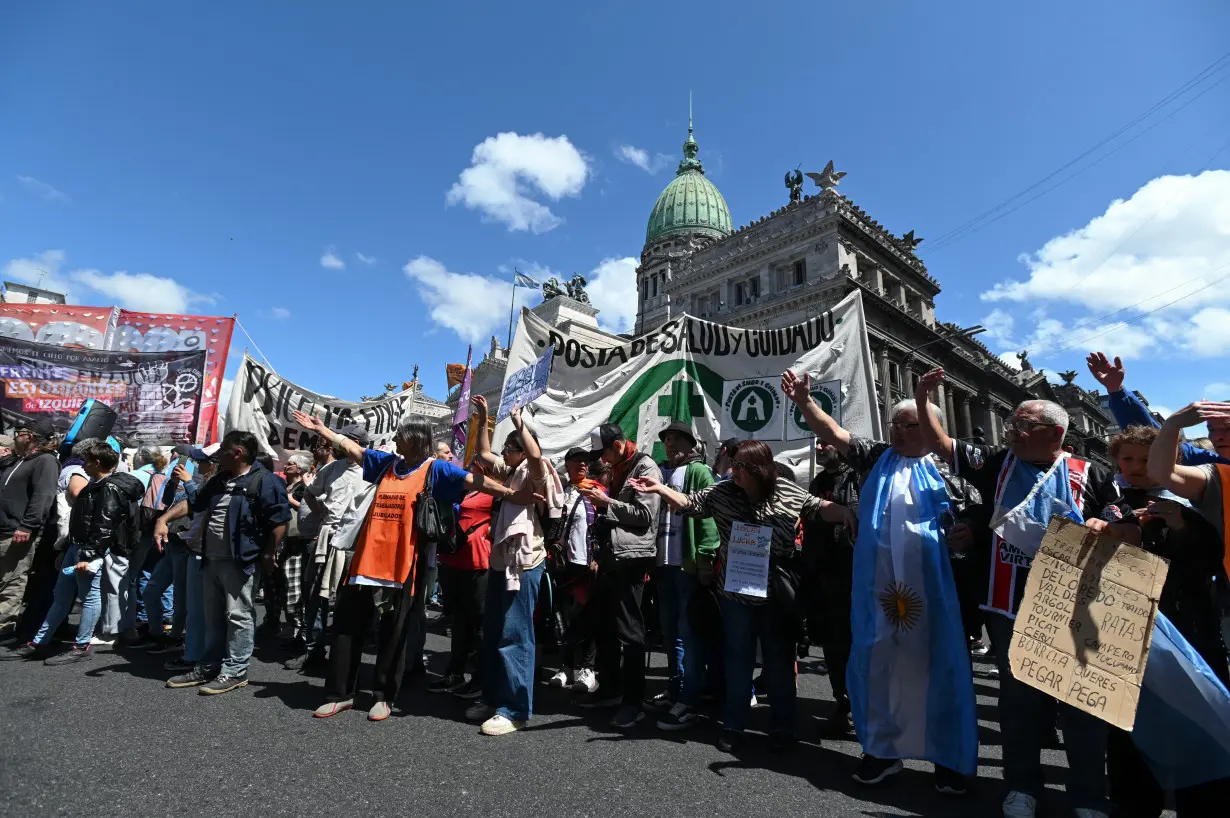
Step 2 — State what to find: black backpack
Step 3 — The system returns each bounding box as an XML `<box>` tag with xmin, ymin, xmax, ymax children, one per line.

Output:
<box><xmin>415</xmin><ymin>461</ymin><xmax>455</xmax><ymax>551</ymax></box>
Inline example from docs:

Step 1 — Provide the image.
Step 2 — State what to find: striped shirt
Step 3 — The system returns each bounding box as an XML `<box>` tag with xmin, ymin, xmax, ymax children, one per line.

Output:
<box><xmin>683</xmin><ymin>478</ymin><xmax>821</xmax><ymax>605</ymax></box>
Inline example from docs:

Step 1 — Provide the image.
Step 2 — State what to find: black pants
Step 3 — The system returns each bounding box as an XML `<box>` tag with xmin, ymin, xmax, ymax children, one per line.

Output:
<box><xmin>949</xmin><ymin>554</ymin><xmax>985</xmax><ymax>642</ymax></box>
<box><xmin>557</xmin><ymin>562</ymin><xmax>597</xmax><ymax>670</ymax></box>
<box><xmin>324</xmin><ymin>582</ymin><xmax>414</xmax><ymax>703</ymax></box>
<box><xmin>439</xmin><ymin>563</ymin><xmax>487</xmax><ymax>681</ymax></box>
<box><xmin>594</xmin><ymin>556</ymin><xmax>653</xmax><ymax>705</ymax></box>
<box><xmin>816</xmin><ymin>569</ymin><xmax>853</xmax><ymax>710</ymax></box>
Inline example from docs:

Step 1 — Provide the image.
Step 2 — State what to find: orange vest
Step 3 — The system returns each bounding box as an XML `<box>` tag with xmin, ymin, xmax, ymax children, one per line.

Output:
<box><xmin>1218</xmin><ymin>464</ymin><xmax>1230</xmax><ymax>581</ymax></box>
<box><xmin>348</xmin><ymin>459</ymin><xmax>432</xmax><ymax>588</ymax></box>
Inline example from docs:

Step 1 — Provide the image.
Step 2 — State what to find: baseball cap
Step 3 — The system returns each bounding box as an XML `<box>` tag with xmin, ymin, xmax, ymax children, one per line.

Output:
<box><xmin>339</xmin><ymin>424</ymin><xmax>372</xmax><ymax>447</ymax></box>
<box><xmin>719</xmin><ymin>437</ymin><xmax>741</xmax><ymax>458</ymax></box>
<box><xmin>564</xmin><ymin>447</ymin><xmax>591</xmax><ymax>462</ymax></box>
<box><xmin>15</xmin><ymin>418</ymin><xmax>55</xmax><ymax>439</ymax></box>
<box><xmin>658</xmin><ymin>421</ymin><xmax>697</xmax><ymax>447</ymax></box>
<box><xmin>588</xmin><ymin>424</ymin><xmax>624</xmax><ymax>456</ymax></box>
<box><xmin>0</xmin><ymin>434</ymin><xmax>13</xmax><ymax>449</ymax></box>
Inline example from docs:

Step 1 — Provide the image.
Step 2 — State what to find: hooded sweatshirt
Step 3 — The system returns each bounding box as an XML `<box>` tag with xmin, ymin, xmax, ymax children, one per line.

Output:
<box><xmin>0</xmin><ymin>451</ymin><xmax>59</xmax><ymax>538</ymax></box>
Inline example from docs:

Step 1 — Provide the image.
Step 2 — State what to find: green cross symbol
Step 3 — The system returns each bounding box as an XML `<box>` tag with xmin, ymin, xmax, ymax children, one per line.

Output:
<box><xmin>652</xmin><ymin>379</ymin><xmax>705</xmax><ymax>461</ymax></box>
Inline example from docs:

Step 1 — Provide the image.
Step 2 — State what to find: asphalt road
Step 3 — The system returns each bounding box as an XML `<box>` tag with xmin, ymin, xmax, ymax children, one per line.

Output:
<box><xmin>0</xmin><ymin>616</ymin><xmax>1138</xmax><ymax>818</ymax></box>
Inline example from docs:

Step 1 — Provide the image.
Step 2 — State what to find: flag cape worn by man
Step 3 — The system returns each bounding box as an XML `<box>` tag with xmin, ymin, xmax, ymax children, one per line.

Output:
<box><xmin>847</xmin><ymin>450</ymin><xmax>978</xmax><ymax>776</ymax></box>
<box><xmin>1131</xmin><ymin>611</ymin><xmax>1230</xmax><ymax>790</ymax></box>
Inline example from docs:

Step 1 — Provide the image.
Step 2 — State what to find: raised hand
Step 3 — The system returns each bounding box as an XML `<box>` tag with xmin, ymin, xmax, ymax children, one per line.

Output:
<box><xmin>471</xmin><ymin>394</ymin><xmax>489</xmax><ymax>418</ymax></box>
<box><xmin>1169</xmin><ymin>401</ymin><xmax>1230</xmax><ymax>429</ymax></box>
<box><xmin>780</xmin><ymin>369</ymin><xmax>811</xmax><ymax>406</ymax></box>
<box><xmin>292</xmin><ymin>410</ymin><xmax>326</xmax><ymax>434</ymax></box>
<box><xmin>509</xmin><ymin>404</ymin><xmax>522</xmax><ymax>428</ymax></box>
<box><xmin>915</xmin><ymin>368</ymin><xmax>945</xmax><ymax>398</ymax></box>
<box><xmin>1085</xmin><ymin>352</ymin><xmax>1125</xmax><ymax>393</ymax></box>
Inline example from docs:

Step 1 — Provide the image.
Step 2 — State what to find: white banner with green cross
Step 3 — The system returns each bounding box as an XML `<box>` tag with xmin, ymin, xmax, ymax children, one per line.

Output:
<box><xmin>494</xmin><ymin>289</ymin><xmax>882</xmax><ymax>477</ymax></box>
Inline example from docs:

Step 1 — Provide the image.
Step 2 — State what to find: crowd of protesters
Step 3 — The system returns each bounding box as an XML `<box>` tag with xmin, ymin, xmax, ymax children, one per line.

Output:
<box><xmin>1</xmin><ymin>349</ymin><xmax>1229</xmax><ymax>818</ymax></box>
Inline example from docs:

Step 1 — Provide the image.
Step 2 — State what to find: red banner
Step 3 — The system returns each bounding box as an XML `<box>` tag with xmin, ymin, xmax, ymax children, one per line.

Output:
<box><xmin>0</xmin><ymin>304</ymin><xmax>115</xmax><ymax>349</ymax></box>
<box><xmin>111</xmin><ymin>311</ymin><xmax>234</xmax><ymax>445</ymax></box>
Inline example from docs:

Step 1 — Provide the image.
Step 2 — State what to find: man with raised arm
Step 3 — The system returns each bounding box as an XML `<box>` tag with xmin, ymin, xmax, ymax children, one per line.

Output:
<box><xmin>914</xmin><ymin>368</ymin><xmax>1126</xmax><ymax>818</ymax></box>
<box><xmin>783</xmin><ymin>369</ymin><xmax>980</xmax><ymax>796</ymax></box>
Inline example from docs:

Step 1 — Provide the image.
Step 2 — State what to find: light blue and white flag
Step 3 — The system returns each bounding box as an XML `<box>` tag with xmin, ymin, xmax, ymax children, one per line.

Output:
<box><xmin>848</xmin><ymin>450</ymin><xmax>978</xmax><ymax>776</ymax></box>
<box><xmin>1130</xmin><ymin>611</ymin><xmax>1230</xmax><ymax>790</ymax></box>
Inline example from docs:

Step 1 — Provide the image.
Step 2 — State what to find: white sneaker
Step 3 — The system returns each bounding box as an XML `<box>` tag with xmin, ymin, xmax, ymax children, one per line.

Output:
<box><xmin>750</xmin><ymin>692</ymin><xmax>759</xmax><ymax>708</ymax></box>
<box><xmin>1002</xmin><ymin>790</ymin><xmax>1037</xmax><ymax>818</ymax></box>
<box><xmin>465</xmin><ymin>702</ymin><xmax>494</xmax><ymax>722</ymax></box>
<box><xmin>1073</xmin><ymin>810</ymin><xmax>1108</xmax><ymax>818</ymax></box>
<box><xmin>547</xmin><ymin>669</ymin><xmax>569</xmax><ymax>688</ymax></box>
<box><xmin>571</xmin><ymin>668</ymin><xmax>598</xmax><ymax>694</ymax></box>
<box><xmin>480</xmin><ymin>714</ymin><xmax>524</xmax><ymax>736</ymax></box>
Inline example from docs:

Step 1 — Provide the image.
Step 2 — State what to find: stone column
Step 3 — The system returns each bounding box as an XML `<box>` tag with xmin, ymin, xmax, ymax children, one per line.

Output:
<box><xmin>943</xmin><ymin>386</ymin><xmax>957</xmax><ymax>439</ymax></box>
<box><xmin>959</xmin><ymin>394</ymin><xmax>973</xmax><ymax>440</ymax></box>
<box><xmin>878</xmin><ymin>346</ymin><xmax>892</xmax><ymax>431</ymax></box>
<box><xmin>983</xmin><ymin>402</ymin><xmax>1000</xmax><ymax>446</ymax></box>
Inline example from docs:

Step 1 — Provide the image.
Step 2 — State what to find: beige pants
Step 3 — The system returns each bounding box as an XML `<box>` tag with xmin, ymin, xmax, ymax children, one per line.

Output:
<box><xmin>0</xmin><ymin>533</ymin><xmax>36</xmax><ymax>632</ymax></box>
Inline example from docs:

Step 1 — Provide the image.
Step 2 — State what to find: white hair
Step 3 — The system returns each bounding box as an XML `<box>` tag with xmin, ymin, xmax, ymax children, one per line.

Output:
<box><xmin>1018</xmin><ymin>400</ymin><xmax>1069</xmax><ymax>435</ymax></box>
<box><xmin>891</xmin><ymin>399</ymin><xmax>945</xmax><ymax>429</ymax></box>
<box><xmin>287</xmin><ymin>453</ymin><xmax>313</xmax><ymax>471</ymax></box>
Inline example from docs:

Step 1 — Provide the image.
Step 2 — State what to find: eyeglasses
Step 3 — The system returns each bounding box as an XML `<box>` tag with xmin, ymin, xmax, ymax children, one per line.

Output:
<box><xmin>888</xmin><ymin>421</ymin><xmax>920</xmax><ymax>430</ymax></box>
<box><xmin>13</xmin><ymin>430</ymin><xmax>33</xmax><ymax>438</ymax></box>
<box><xmin>1009</xmin><ymin>418</ymin><xmax>1054</xmax><ymax>434</ymax></box>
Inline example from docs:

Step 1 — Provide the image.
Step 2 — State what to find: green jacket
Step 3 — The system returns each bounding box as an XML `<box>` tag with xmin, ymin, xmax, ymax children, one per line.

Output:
<box><xmin>679</xmin><ymin>460</ymin><xmax>720</xmax><ymax>574</ymax></box>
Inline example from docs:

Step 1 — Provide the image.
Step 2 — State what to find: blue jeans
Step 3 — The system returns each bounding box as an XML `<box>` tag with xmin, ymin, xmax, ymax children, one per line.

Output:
<box><xmin>143</xmin><ymin>540</ymin><xmax>189</xmax><ymax>639</ymax></box>
<box><xmin>719</xmin><ymin>595</ymin><xmax>796</xmax><ymax>735</ymax></box>
<box><xmin>482</xmin><ymin>563</ymin><xmax>543</xmax><ymax>722</ymax></box>
<box><xmin>200</xmin><ymin>558</ymin><xmax>256</xmax><ymax>678</ymax></box>
<box><xmin>33</xmin><ymin>544</ymin><xmax>103</xmax><ymax>648</ymax></box>
<box><xmin>658</xmin><ymin>566</ymin><xmax>701</xmax><ymax>706</ymax></box>
<box><xmin>184</xmin><ymin>554</ymin><xmax>205</xmax><ymax>662</ymax></box>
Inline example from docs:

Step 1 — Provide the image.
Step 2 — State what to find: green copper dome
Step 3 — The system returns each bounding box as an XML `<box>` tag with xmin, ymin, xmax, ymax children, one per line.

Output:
<box><xmin>644</xmin><ymin>123</ymin><xmax>732</xmax><ymax>246</ymax></box>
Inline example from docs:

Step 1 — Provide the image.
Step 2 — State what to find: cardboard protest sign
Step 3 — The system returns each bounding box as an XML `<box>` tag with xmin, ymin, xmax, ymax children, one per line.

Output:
<box><xmin>1009</xmin><ymin>517</ymin><xmax>1169</xmax><ymax>731</ymax></box>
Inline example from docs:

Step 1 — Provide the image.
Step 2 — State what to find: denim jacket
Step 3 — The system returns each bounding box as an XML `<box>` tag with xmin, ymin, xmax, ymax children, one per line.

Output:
<box><xmin>190</xmin><ymin>462</ymin><xmax>291</xmax><ymax>574</ymax></box>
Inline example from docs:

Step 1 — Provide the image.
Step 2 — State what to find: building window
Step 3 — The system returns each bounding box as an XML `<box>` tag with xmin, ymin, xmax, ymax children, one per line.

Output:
<box><xmin>640</xmin><ymin>279</ymin><xmax>647</xmax><ymax>301</ymax></box>
<box><xmin>748</xmin><ymin>276</ymin><xmax>760</xmax><ymax>301</ymax></box>
<box><xmin>889</xmin><ymin>361</ymin><xmax>901</xmax><ymax>390</ymax></box>
<box><xmin>734</xmin><ymin>282</ymin><xmax>744</xmax><ymax>305</ymax></box>
<box><xmin>651</xmin><ymin>275</ymin><xmax>658</xmax><ymax>297</ymax></box>
<box><xmin>792</xmin><ymin>259</ymin><xmax>806</xmax><ymax>286</ymax></box>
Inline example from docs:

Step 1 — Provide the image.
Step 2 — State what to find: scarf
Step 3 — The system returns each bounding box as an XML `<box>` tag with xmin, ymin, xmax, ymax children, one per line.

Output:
<box><xmin>610</xmin><ymin>441</ymin><xmax>642</xmax><ymax>491</ymax></box>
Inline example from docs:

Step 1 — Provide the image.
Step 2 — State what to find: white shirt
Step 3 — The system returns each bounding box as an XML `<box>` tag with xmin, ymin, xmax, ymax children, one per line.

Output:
<box><xmin>562</xmin><ymin>484</ymin><xmax>590</xmax><ymax>566</ymax></box>
<box><xmin>657</xmin><ymin>465</ymin><xmax>687</xmax><ymax>567</ymax></box>
<box><xmin>307</xmin><ymin>459</ymin><xmax>364</xmax><ymax>529</ymax></box>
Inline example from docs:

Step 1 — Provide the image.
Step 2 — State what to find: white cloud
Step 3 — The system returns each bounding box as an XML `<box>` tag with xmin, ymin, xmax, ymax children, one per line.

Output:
<box><xmin>585</xmin><ymin>257</ymin><xmax>640</xmax><ymax>334</ymax></box>
<box><xmin>615</xmin><ymin>144</ymin><xmax>671</xmax><ymax>175</ymax></box>
<box><xmin>1205</xmin><ymin>383</ymin><xmax>1230</xmax><ymax>399</ymax></box>
<box><xmin>446</xmin><ymin>132</ymin><xmax>590</xmax><ymax>233</ymax></box>
<box><xmin>73</xmin><ymin>269</ymin><xmax>212</xmax><ymax>314</ymax></box>
<box><xmin>404</xmin><ymin>256</ymin><xmax>537</xmax><ymax>344</ymax></box>
<box><xmin>355</xmin><ymin>252</ymin><xmax>377</xmax><ymax>266</ymax></box>
<box><xmin>262</xmin><ymin>307</ymin><xmax>291</xmax><ymax>320</ymax></box>
<box><xmin>1151</xmin><ymin>404</ymin><xmax>1172</xmax><ymax>419</ymax></box>
<box><xmin>16</xmin><ymin>175</ymin><xmax>69</xmax><ymax>203</ymax></box>
<box><xmin>320</xmin><ymin>248</ymin><xmax>345</xmax><ymax>270</ymax></box>
<box><xmin>979</xmin><ymin>170</ymin><xmax>1230</xmax><ymax>358</ymax></box>
<box><xmin>998</xmin><ymin>351</ymin><xmax>1022</xmax><ymax>371</ymax></box>
<box><xmin>2</xmin><ymin>249</ymin><xmax>72</xmax><ymax>294</ymax></box>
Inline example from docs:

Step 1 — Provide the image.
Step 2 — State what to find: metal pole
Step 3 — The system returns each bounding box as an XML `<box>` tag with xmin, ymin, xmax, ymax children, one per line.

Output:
<box><xmin>808</xmin><ymin>436</ymin><xmax>817</xmax><ymax>482</ymax></box>
<box><xmin>506</xmin><ymin>269</ymin><xmax>518</xmax><ymax>351</ymax></box>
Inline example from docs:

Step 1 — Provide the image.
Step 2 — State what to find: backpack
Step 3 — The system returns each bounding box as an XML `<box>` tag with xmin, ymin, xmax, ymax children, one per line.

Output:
<box><xmin>139</xmin><ymin>472</ymin><xmax>170</xmax><ymax>534</ymax></box>
<box><xmin>414</xmin><ymin>461</ymin><xmax>455</xmax><ymax>551</ymax></box>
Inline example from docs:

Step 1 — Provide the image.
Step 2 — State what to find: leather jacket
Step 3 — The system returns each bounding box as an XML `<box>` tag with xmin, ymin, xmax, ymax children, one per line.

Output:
<box><xmin>71</xmin><ymin>472</ymin><xmax>146</xmax><ymax>562</ymax></box>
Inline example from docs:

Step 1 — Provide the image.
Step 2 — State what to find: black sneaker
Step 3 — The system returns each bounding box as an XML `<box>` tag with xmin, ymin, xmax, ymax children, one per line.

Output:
<box><xmin>452</xmin><ymin>678</ymin><xmax>484</xmax><ymax>700</ymax></box>
<box><xmin>44</xmin><ymin>645</ymin><xmax>93</xmax><ymax>666</ymax></box>
<box><xmin>656</xmin><ymin>702</ymin><xmax>698</xmax><ymax>731</ymax></box>
<box><xmin>642</xmin><ymin>691</ymin><xmax>674</xmax><ymax>713</ymax></box>
<box><xmin>163</xmin><ymin>656</ymin><xmax>196</xmax><ymax>673</ymax></box>
<box><xmin>768</xmin><ymin>731</ymin><xmax>798</xmax><ymax>754</ymax></box>
<box><xmin>119</xmin><ymin>628</ymin><xmax>153</xmax><ymax>649</ymax></box>
<box><xmin>610</xmin><ymin>704</ymin><xmax>645</xmax><ymax>729</ymax></box>
<box><xmin>717</xmin><ymin>728</ymin><xmax>742</xmax><ymax>753</ymax></box>
<box><xmin>818</xmin><ymin>708</ymin><xmax>855</xmax><ymax>739</ymax></box>
<box><xmin>427</xmin><ymin>673</ymin><xmax>466</xmax><ymax>694</ymax></box>
<box><xmin>0</xmin><ymin>642</ymin><xmax>42</xmax><ymax>661</ymax></box>
<box><xmin>167</xmin><ymin>667</ymin><xmax>212</xmax><ymax>688</ymax></box>
<box><xmin>852</xmin><ymin>754</ymin><xmax>903</xmax><ymax>785</ymax></box>
<box><xmin>147</xmin><ymin>637</ymin><xmax>184</xmax><ymax>655</ymax></box>
<box><xmin>934</xmin><ymin>765</ymin><xmax>968</xmax><ymax>796</ymax></box>
<box><xmin>199</xmin><ymin>673</ymin><xmax>248</xmax><ymax>695</ymax></box>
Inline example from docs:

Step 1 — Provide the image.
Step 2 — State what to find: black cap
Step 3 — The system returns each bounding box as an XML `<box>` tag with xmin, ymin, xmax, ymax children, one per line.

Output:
<box><xmin>719</xmin><ymin>437</ymin><xmax>741</xmax><ymax>457</ymax></box>
<box><xmin>16</xmin><ymin>418</ymin><xmax>55</xmax><ymax>440</ymax></box>
<box><xmin>339</xmin><ymin>424</ymin><xmax>371</xmax><ymax>447</ymax></box>
<box><xmin>658</xmin><ymin>421</ymin><xmax>697</xmax><ymax>447</ymax></box>
<box><xmin>564</xmin><ymin>447</ymin><xmax>590</xmax><ymax>462</ymax></box>
<box><xmin>187</xmin><ymin>447</ymin><xmax>213</xmax><ymax>463</ymax></box>
<box><xmin>587</xmin><ymin>424</ymin><xmax>624</xmax><ymax>453</ymax></box>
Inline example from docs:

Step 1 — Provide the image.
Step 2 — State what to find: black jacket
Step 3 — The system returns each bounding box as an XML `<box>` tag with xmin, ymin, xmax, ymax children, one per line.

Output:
<box><xmin>71</xmin><ymin>472</ymin><xmax>146</xmax><ymax>562</ymax></box>
<box><xmin>0</xmin><ymin>451</ymin><xmax>59</xmax><ymax>538</ymax></box>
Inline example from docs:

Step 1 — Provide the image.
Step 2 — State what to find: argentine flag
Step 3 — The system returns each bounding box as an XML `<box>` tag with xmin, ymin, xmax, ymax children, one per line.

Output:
<box><xmin>848</xmin><ymin>451</ymin><xmax>978</xmax><ymax>775</ymax></box>
<box><xmin>1131</xmin><ymin>611</ymin><xmax>1230</xmax><ymax>790</ymax></box>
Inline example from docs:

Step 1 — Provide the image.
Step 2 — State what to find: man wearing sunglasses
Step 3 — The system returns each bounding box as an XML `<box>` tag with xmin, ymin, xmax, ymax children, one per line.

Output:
<box><xmin>915</xmin><ymin>369</ymin><xmax>1125</xmax><ymax>818</ymax></box>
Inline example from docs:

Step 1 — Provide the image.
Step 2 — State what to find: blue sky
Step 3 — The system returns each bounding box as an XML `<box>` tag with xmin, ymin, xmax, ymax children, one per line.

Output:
<box><xmin>3</xmin><ymin>1</ymin><xmax>1228</xmax><ymax>422</ymax></box>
